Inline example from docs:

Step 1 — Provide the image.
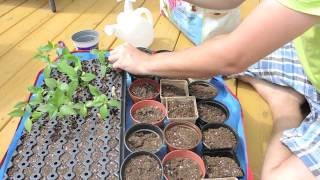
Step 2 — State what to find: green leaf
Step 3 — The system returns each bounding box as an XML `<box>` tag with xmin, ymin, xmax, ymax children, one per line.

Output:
<box><xmin>58</xmin><ymin>82</ymin><xmax>69</xmax><ymax>91</ymax></box>
<box><xmin>81</xmin><ymin>73</ymin><xmax>96</xmax><ymax>82</ymax></box>
<box><xmin>31</xmin><ymin>111</ymin><xmax>42</xmax><ymax>121</ymax></box>
<box><xmin>57</xmin><ymin>61</ymin><xmax>77</xmax><ymax>80</ymax></box>
<box><xmin>67</xmin><ymin>81</ymin><xmax>78</xmax><ymax>98</ymax></box>
<box><xmin>100</xmin><ymin>65</ymin><xmax>107</xmax><ymax>77</ymax></box>
<box><xmin>14</xmin><ymin>101</ymin><xmax>27</xmax><ymax>109</ymax></box>
<box><xmin>79</xmin><ymin>104</ymin><xmax>87</xmax><ymax>118</ymax></box>
<box><xmin>56</xmin><ymin>47</ymin><xmax>70</xmax><ymax>56</ymax></box>
<box><xmin>90</xmin><ymin>49</ymin><xmax>99</xmax><ymax>55</ymax></box>
<box><xmin>45</xmin><ymin>78</ymin><xmax>57</xmax><ymax>90</ymax></box>
<box><xmin>88</xmin><ymin>84</ymin><xmax>101</xmax><ymax>96</ymax></box>
<box><xmin>25</xmin><ymin>104</ymin><xmax>32</xmax><ymax>112</ymax></box>
<box><xmin>43</xmin><ymin>66</ymin><xmax>51</xmax><ymax>79</ymax></box>
<box><xmin>51</xmin><ymin>88</ymin><xmax>65</xmax><ymax>106</ymax></box>
<box><xmin>91</xmin><ymin>94</ymin><xmax>107</xmax><ymax>107</ymax></box>
<box><xmin>8</xmin><ymin>109</ymin><xmax>25</xmax><ymax>117</ymax></box>
<box><xmin>60</xmin><ymin>105</ymin><xmax>76</xmax><ymax>116</ymax></box>
<box><xmin>38</xmin><ymin>42</ymin><xmax>54</xmax><ymax>53</ymax></box>
<box><xmin>24</xmin><ymin>118</ymin><xmax>32</xmax><ymax>133</ymax></box>
<box><xmin>99</xmin><ymin>104</ymin><xmax>109</xmax><ymax>120</ymax></box>
<box><xmin>29</xmin><ymin>95</ymin><xmax>43</xmax><ymax>106</ymax></box>
<box><xmin>85</xmin><ymin>100</ymin><xmax>94</xmax><ymax>107</ymax></box>
<box><xmin>34</xmin><ymin>54</ymin><xmax>50</xmax><ymax>63</ymax></box>
<box><xmin>28</xmin><ymin>86</ymin><xmax>43</xmax><ymax>94</ymax></box>
<box><xmin>107</xmin><ymin>99</ymin><xmax>121</xmax><ymax>108</ymax></box>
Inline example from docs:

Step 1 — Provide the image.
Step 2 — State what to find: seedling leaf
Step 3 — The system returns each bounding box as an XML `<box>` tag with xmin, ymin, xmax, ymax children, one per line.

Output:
<box><xmin>107</xmin><ymin>100</ymin><xmax>121</xmax><ymax>108</ymax></box>
<box><xmin>45</xmin><ymin>78</ymin><xmax>57</xmax><ymax>90</ymax></box>
<box><xmin>81</xmin><ymin>73</ymin><xmax>96</xmax><ymax>82</ymax></box>
<box><xmin>88</xmin><ymin>84</ymin><xmax>101</xmax><ymax>96</ymax></box>
<box><xmin>99</xmin><ymin>104</ymin><xmax>109</xmax><ymax>120</ymax></box>
<box><xmin>8</xmin><ymin>109</ymin><xmax>25</xmax><ymax>117</ymax></box>
<box><xmin>24</xmin><ymin>118</ymin><xmax>32</xmax><ymax>133</ymax></box>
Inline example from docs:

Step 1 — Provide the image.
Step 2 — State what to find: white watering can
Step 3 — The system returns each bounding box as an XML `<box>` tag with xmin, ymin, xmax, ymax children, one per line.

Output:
<box><xmin>104</xmin><ymin>0</ymin><xmax>154</xmax><ymax>48</ymax></box>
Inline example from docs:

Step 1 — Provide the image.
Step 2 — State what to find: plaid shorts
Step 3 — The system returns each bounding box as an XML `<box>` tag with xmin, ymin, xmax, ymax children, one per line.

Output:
<box><xmin>236</xmin><ymin>42</ymin><xmax>320</xmax><ymax>177</ymax></box>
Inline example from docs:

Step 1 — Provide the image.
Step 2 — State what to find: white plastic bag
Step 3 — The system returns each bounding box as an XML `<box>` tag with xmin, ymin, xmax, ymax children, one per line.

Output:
<box><xmin>160</xmin><ymin>0</ymin><xmax>240</xmax><ymax>45</ymax></box>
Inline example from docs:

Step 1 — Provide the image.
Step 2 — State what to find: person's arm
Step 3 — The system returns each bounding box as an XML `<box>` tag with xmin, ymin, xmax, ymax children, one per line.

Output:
<box><xmin>183</xmin><ymin>0</ymin><xmax>244</xmax><ymax>10</ymax></box>
<box><xmin>109</xmin><ymin>0</ymin><xmax>319</xmax><ymax>78</ymax></box>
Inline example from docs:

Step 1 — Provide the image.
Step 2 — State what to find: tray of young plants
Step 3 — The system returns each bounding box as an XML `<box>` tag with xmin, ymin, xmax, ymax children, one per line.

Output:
<box><xmin>121</xmin><ymin>49</ymin><xmax>253</xmax><ymax>180</ymax></box>
<box><xmin>0</xmin><ymin>42</ymin><xmax>126</xmax><ymax>179</ymax></box>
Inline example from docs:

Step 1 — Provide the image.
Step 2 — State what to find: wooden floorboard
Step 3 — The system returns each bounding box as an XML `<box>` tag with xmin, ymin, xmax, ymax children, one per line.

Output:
<box><xmin>0</xmin><ymin>0</ymin><xmax>27</xmax><ymax>17</ymax></box>
<box><xmin>0</xmin><ymin>0</ymin><xmax>73</xmax><ymax>57</ymax></box>
<box><xmin>0</xmin><ymin>0</ymin><xmax>47</xmax><ymax>35</ymax></box>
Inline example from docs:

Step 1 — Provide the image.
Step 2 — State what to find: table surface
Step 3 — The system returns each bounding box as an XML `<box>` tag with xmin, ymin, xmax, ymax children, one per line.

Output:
<box><xmin>0</xmin><ymin>0</ymin><xmax>271</xmax><ymax>179</ymax></box>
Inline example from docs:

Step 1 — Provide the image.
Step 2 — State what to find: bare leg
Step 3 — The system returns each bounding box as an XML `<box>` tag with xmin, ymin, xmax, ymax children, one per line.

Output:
<box><xmin>239</xmin><ymin>76</ymin><xmax>315</xmax><ymax>180</ymax></box>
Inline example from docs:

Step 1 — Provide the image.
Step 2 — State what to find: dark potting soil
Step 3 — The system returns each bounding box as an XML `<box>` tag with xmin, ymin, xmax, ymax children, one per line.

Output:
<box><xmin>189</xmin><ymin>83</ymin><xmax>217</xmax><ymax>99</ymax></box>
<box><xmin>203</xmin><ymin>127</ymin><xmax>237</xmax><ymax>149</ymax></box>
<box><xmin>131</xmin><ymin>82</ymin><xmax>158</xmax><ymax>99</ymax></box>
<box><xmin>198</xmin><ymin>103</ymin><xmax>226</xmax><ymax>123</ymax></box>
<box><xmin>161</xmin><ymin>84</ymin><xmax>186</xmax><ymax>97</ymax></box>
<box><xmin>132</xmin><ymin>106</ymin><xmax>164</xmax><ymax>123</ymax></box>
<box><xmin>6</xmin><ymin>59</ymin><xmax>123</xmax><ymax>179</ymax></box>
<box><xmin>204</xmin><ymin>156</ymin><xmax>243</xmax><ymax>178</ymax></box>
<box><xmin>127</xmin><ymin>130</ymin><xmax>162</xmax><ymax>152</ymax></box>
<box><xmin>123</xmin><ymin>154</ymin><xmax>162</xmax><ymax>180</ymax></box>
<box><xmin>167</xmin><ymin>99</ymin><xmax>195</xmax><ymax>118</ymax></box>
<box><xmin>165</xmin><ymin>125</ymin><xmax>198</xmax><ymax>149</ymax></box>
<box><xmin>164</xmin><ymin>157</ymin><xmax>201</xmax><ymax>180</ymax></box>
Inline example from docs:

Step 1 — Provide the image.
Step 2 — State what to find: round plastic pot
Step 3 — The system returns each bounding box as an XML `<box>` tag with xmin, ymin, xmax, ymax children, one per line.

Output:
<box><xmin>201</xmin><ymin>123</ymin><xmax>239</xmax><ymax>152</ymax></box>
<box><xmin>130</xmin><ymin>100</ymin><xmax>167</xmax><ymax>127</ymax></box>
<box><xmin>188</xmin><ymin>81</ymin><xmax>218</xmax><ymax>101</ymax></box>
<box><xmin>124</xmin><ymin>123</ymin><xmax>165</xmax><ymax>156</ymax></box>
<box><xmin>196</xmin><ymin>100</ymin><xmax>229</xmax><ymax>128</ymax></box>
<box><xmin>71</xmin><ymin>30</ymin><xmax>99</xmax><ymax>50</ymax></box>
<box><xmin>203</xmin><ymin>150</ymin><xmax>244</xmax><ymax>179</ymax></box>
<box><xmin>128</xmin><ymin>78</ymin><xmax>160</xmax><ymax>103</ymax></box>
<box><xmin>162</xmin><ymin>150</ymin><xmax>206</xmax><ymax>180</ymax></box>
<box><xmin>164</xmin><ymin>122</ymin><xmax>202</xmax><ymax>152</ymax></box>
<box><xmin>120</xmin><ymin>151</ymin><xmax>163</xmax><ymax>180</ymax></box>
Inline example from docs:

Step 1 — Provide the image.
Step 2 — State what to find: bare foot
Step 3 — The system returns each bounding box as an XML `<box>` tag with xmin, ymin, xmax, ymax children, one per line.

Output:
<box><xmin>238</xmin><ymin>76</ymin><xmax>305</xmax><ymax>123</ymax></box>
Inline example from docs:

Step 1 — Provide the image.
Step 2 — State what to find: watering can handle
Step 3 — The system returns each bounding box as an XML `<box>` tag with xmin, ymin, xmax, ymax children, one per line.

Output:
<box><xmin>134</xmin><ymin>7</ymin><xmax>153</xmax><ymax>25</ymax></box>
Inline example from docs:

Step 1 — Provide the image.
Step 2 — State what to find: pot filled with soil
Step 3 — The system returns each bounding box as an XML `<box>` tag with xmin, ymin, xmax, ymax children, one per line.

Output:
<box><xmin>160</xmin><ymin>79</ymin><xmax>189</xmax><ymax>103</ymax></box>
<box><xmin>189</xmin><ymin>81</ymin><xmax>218</xmax><ymax>101</ymax></box>
<box><xmin>120</xmin><ymin>151</ymin><xmax>163</xmax><ymax>180</ymax></box>
<box><xmin>128</xmin><ymin>78</ymin><xmax>160</xmax><ymax>103</ymax></box>
<box><xmin>165</xmin><ymin>96</ymin><xmax>198</xmax><ymax>123</ymax></box>
<box><xmin>162</xmin><ymin>150</ymin><xmax>205</xmax><ymax>180</ymax></box>
<box><xmin>202</xmin><ymin>123</ymin><xmax>238</xmax><ymax>151</ymax></box>
<box><xmin>130</xmin><ymin>100</ymin><xmax>166</xmax><ymax>127</ymax></box>
<box><xmin>196</xmin><ymin>100</ymin><xmax>229</xmax><ymax>128</ymax></box>
<box><xmin>125</xmin><ymin>123</ymin><xmax>164</xmax><ymax>156</ymax></box>
<box><xmin>203</xmin><ymin>151</ymin><xmax>244</xmax><ymax>179</ymax></box>
<box><xmin>164</xmin><ymin>122</ymin><xmax>201</xmax><ymax>151</ymax></box>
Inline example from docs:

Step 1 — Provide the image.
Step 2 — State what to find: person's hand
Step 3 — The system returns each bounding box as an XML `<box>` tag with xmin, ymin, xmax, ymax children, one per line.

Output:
<box><xmin>109</xmin><ymin>43</ymin><xmax>151</xmax><ymax>75</ymax></box>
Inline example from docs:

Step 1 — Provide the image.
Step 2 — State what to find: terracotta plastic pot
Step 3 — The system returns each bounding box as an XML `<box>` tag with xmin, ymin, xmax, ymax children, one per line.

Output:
<box><xmin>130</xmin><ymin>100</ymin><xmax>166</xmax><ymax>127</ymax></box>
<box><xmin>203</xmin><ymin>150</ymin><xmax>244</xmax><ymax>179</ymax></box>
<box><xmin>124</xmin><ymin>123</ymin><xmax>165</xmax><ymax>156</ymax></box>
<box><xmin>128</xmin><ymin>78</ymin><xmax>160</xmax><ymax>103</ymax></box>
<box><xmin>162</xmin><ymin>150</ymin><xmax>206</xmax><ymax>180</ymax></box>
<box><xmin>164</xmin><ymin>122</ymin><xmax>202</xmax><ymax>152</ymax></box>
<box><xmin>120</xmin><ymin>151</ymin><xmax>163</xmax><ymax>180</ymax></box>
<box><xmin>196</xmin><ymin>100</ymin><xmax>229</xmax><ymax>128</ymax></box>
<box><xmin>201</xmin><ymin>123</ymin><xmax>239</xmax><ymax>152</ymax></box>
<box><xmin>188</xmin><ymin>81</ymin><xmax>218</xmax><ymax>101</ymax></box>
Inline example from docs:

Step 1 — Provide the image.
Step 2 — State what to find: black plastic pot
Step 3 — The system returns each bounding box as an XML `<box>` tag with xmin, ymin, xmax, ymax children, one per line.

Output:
<box><xmin>203</xmin><ymin>150</ymin><xmax>244</xmax><ymax>179</ymax></box>
<box><xmin>188</xmin><ymin>81</ymin><xmax>218</xmax><ymax>101</ymax></box>
<box><xmin>196</xmin><ymin>100</ymin><xmax>229</xmax><ymax>128</ymax></box>
<box><xmin>124</xmin><ymin>123</ymin><xmax>165</xmax><ymax>157</ymax></box>
<box><xmin>120</xmin><ymin>151</ymin><xmax>163</xmax><ymax>180</ymax></box>
<box><xmin>201</xmin><ymin>123</ymin><xmax>239</xmax><ymax>152</ymax></box>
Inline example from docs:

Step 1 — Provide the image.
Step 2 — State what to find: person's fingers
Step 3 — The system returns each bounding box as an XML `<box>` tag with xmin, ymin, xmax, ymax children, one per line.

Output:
<box><xmin>112</xmin><ymin>60</ymin><xmax>121</xmax><ymax>69</ymax></box>
<box><xmin>108</xmin><ymin>53</ymin><xmax>120</xmax><ymax>63</ymax></box>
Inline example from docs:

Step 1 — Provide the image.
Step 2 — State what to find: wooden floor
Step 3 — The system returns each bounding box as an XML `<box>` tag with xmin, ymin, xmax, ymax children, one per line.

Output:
<box><xmin>0</xmin><ymin>0</ymin><xmax>272</xmax><ymax>179</ymax></box>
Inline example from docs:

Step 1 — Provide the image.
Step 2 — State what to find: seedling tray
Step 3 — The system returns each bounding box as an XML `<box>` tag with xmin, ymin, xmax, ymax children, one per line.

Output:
<box><xmin>123</xmin><ymin>75</ymin><xmax>254</xmax><ymax>180</ymax></box>
<box><xmin>0</xmin><ymin>51</ymin><xmax>127</xmax><ymax>179</ymax></box>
